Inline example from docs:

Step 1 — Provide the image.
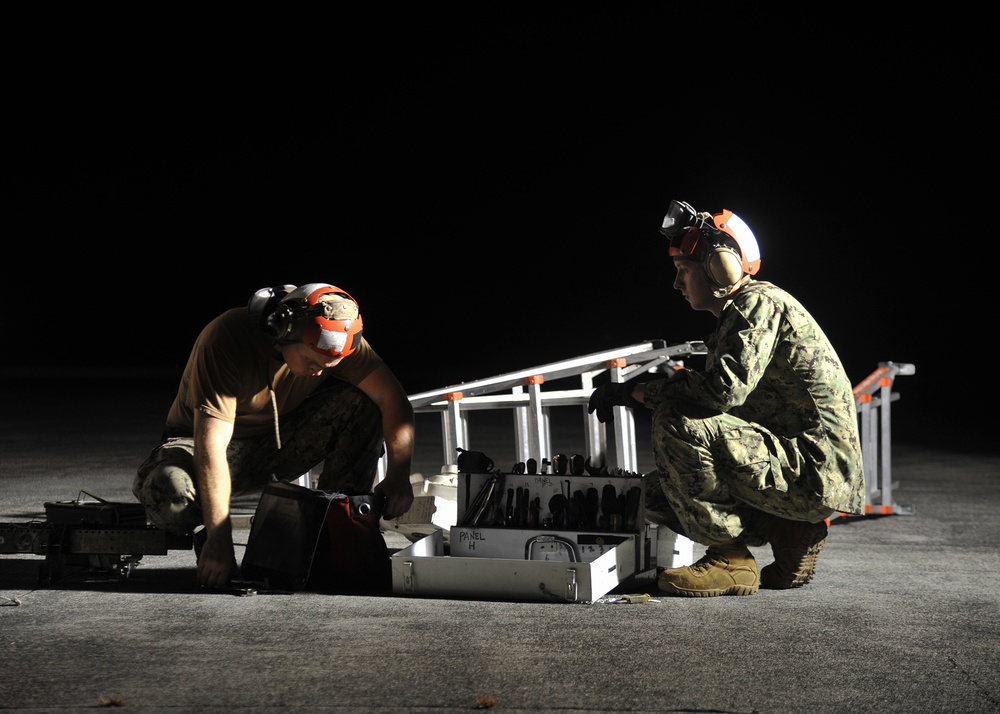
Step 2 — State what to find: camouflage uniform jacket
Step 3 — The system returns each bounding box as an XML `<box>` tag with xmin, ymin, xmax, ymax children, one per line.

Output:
<box><xmin>643</xmin><ymin>280</ymin><xmax>865</xmax><ymax>515</ymax></box>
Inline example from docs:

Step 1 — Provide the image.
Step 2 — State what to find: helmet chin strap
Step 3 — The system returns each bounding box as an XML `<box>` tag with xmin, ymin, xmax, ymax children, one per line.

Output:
<box><xmin>711</xmin><ymin>275</ymin><xmax>750</xmax><ymax>299</ymax></box>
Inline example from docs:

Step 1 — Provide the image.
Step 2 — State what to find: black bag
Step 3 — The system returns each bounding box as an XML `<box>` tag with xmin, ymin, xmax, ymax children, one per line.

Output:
<box><xmin>241</xmin><ymin>480</ymin><xmax>391</xmax><ymax>593</ymax></box>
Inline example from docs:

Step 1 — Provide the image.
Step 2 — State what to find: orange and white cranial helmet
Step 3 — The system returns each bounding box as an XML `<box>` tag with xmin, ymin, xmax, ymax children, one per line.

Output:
<box><xmin>711</xmin><ymin>209</ymin><xmax>761</xmax><ymax>277</ymax></box>
<box><xmin>274</xmin><ymin>283</ymin><xmax>364</xmax><ymax>358</ymax></box>
<box><xmin>664</xmin><ymin>201</ymin><xmax>761</xmax><ymax>277</ymax></box>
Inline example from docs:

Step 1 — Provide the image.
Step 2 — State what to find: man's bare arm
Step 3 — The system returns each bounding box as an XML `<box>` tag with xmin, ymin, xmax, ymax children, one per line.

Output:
<box><xmin>192</xmin><ymin>410</ymin><xmax>238</xmax><ymax>587</ymax></box>
<box><xmin>355</xmin><ymin>363</ymin><xmax>415</xmax><ymax>520</ymax></box>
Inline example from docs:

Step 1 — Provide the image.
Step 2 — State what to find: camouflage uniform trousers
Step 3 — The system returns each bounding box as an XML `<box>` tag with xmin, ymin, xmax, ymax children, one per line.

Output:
<box><xmin>132</xmin><ymin>381</ymin><xmax>385</xmax><ymax>536</ymax></box>
<box><xmin>645</xmin><ymin>400</ymin><xmax>835</xmax><ymax>546</ymax></box>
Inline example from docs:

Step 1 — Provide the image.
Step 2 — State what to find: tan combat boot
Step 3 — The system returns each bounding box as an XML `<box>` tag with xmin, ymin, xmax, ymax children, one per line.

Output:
<box><xmin>657</xmin><ymin>540</ymin><xmax>759</xmax><ymax>597</ymax></box>
<box><xmin>755</xmin><ymin>513</ymin><xmax>828</xmax><ymax>589</ymax></box>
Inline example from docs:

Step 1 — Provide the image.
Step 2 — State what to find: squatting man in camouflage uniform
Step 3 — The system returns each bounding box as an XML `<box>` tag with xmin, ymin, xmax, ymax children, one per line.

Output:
<box><xmin>133</xmin><ymin>283</ymin><xmax>415</xmax><ymax>589</ymax></box>
<box><xmin>588</xmin><ymin>200</ymin><xmax>864</xmax><ymax>597</ymax></box>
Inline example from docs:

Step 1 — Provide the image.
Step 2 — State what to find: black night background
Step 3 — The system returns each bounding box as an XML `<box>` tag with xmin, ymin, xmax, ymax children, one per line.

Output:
<box><xmin>3</xmin><ymin>10</ymin><xmax>992</xmax><ymax>453</ymax></box>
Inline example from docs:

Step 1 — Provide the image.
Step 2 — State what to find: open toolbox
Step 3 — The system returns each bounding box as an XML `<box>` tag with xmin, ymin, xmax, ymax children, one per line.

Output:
<box><xmin>391</xmin><ymin>463</ymin><xmax>660</xmax><ymax>602</ymax></box>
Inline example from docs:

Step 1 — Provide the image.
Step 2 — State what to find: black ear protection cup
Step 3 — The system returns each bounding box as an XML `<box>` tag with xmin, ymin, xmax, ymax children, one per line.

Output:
<box><xmin>247</xmin><ymin>285</ymin><xmax>297</xmax><ymax>336</ymax></box>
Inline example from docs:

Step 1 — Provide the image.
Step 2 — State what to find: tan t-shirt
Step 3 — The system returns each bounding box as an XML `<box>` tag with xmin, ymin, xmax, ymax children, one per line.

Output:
<box><xmin>165</xmin><ymin>307</ymin><xmax>383</xmax><ymax>439</ymax></box>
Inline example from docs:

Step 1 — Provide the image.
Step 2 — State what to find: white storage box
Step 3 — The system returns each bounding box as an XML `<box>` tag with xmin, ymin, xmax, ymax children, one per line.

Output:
<box><xmin>389</xmin><ymin>469</ymin><xmax>658</xmax><ymax>602</ymax></box>
<box><xmin>391</xmin><ymin>529</ymin><xmax>643</xmax><ymax>602</ymax></box>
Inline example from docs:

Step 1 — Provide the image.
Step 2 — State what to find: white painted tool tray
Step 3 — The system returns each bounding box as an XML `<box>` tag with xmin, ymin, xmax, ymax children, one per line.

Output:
<box><xmin>389</xmin><ymin>469</ymin><xmax>658</xmax><ymax>602</ymax></box>
<box><xmin>391</xmin><ymin>528</ymin><xmax>644</xmax><ymax>603</ymax></box>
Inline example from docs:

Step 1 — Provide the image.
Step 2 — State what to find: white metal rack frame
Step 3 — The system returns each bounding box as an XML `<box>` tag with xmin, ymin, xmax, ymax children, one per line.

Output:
<box><xmin>845</xmin><ymin>360</ymin><xmax>916</xmax><ymax>519</ymax></box>
<box><xmin>388</xmin><ymin>343</ymin><xmax>915</xmax><ymax>526</ymax></box>
<box><xmin>406</xmin><ymin>340</ymin><xmax>706</xmax><ymax>474</ymax></box>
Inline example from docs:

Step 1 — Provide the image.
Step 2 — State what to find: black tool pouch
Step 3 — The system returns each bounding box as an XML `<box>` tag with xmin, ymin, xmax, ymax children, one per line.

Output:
<box><xmin>241</xmin><ymin>480</ymin><xmax>390</xmax><ymax>593</ymax></box>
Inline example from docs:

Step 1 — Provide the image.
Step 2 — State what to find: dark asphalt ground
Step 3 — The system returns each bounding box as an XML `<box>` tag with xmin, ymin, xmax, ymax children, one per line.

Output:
<box><xmin>1</xmin><ymin>376</ymin><xmax>999</xmax><ymax>713</ymax></box>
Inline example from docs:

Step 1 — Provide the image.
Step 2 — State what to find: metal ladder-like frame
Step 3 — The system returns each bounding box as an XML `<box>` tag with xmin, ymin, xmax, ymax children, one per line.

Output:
<box><xmin>840</xmin><ymin>360</ymin><xmax>916</xmax><ymax>520</ymax></box>
<box><xmin>404</xmin><ymin>340</ymin><xmax>707</xmax><ymax>474</ymax></box>
<box><xmin>380</xmin><ymin>346</ymin><xmax>915</xmax><ymax>528</ymax></box>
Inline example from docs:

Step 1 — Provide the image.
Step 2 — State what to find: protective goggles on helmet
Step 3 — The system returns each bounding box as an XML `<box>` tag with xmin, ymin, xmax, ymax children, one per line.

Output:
<box><xmin>662</xmin><ymin>199</ymin><xmax>712</xmax><ymax>258</ymax></box>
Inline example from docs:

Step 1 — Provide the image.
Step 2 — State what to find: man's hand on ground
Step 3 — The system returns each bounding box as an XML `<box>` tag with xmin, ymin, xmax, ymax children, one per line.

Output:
<box><xmin>197</xmin><ymin>530</ymin><xmax>238</xmax><ymax>589</ymax></box>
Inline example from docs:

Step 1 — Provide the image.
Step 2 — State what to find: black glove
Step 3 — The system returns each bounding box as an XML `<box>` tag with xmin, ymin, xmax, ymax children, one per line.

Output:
<box><xmin>587</xmin><ymin>382</ymin><xmax>642</xmax><ymax>424</ymax></box>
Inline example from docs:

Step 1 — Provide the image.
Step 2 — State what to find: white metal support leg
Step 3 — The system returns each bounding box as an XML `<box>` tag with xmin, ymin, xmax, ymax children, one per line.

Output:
<box><xmin>859</xmin><ymin>394</ymin><xmax>876</xmax><ymax>507</ymax></box>
<box><xmin>879</xmin><ymin>377</ymin><xmax>894</xmax><ymax>510</ymax></box>
<box><xmin>609</xmin><ymin>358</ymin><xmax>639</xmax><ymax>473</ymax></box>
<box><xmin>442</xmin><ymin>392</ymin><xmax>469</xmax><ymax>465</ymax></box>
<box><xmin>524</xmin><ymin>376</ymin><xmax>549</xmax><ymax>468</ymax></box>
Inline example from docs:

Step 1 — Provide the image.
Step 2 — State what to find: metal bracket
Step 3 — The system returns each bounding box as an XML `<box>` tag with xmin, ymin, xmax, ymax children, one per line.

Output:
<box><xmin>565</xmin><ymin>568</ymin><xmax>578</xmax><ymax>602</ymax></box>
